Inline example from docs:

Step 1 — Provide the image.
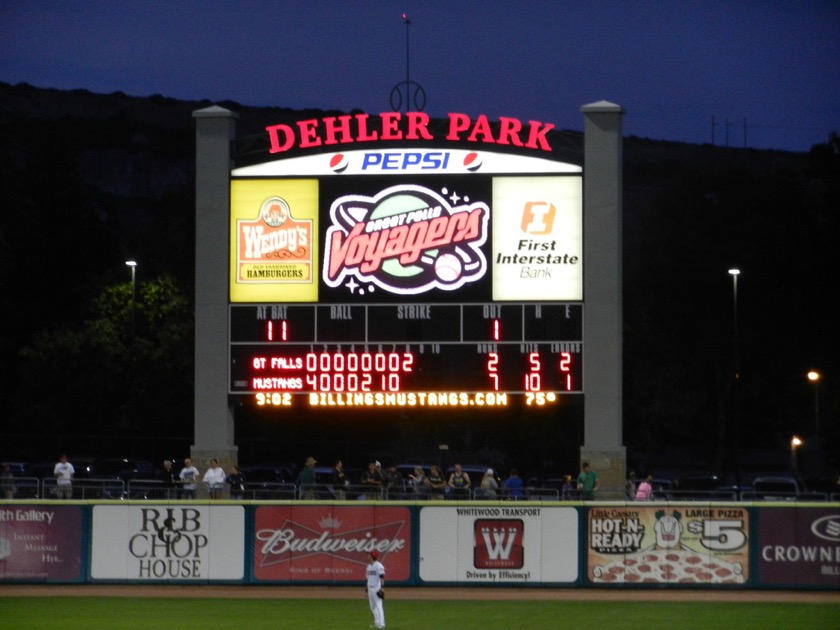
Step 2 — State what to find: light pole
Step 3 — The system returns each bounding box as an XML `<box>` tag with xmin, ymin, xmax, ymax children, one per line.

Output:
<box><xmin>728</xmin><ymin>268</ymin><xmax>740</xmax><ymax>379</ymax></box>
<box><xmin>727</xmin><ymin>268</ymin><xmax>741</xmax><ymax>484</ymax></box>
<box><xmin>790</xmin><ymin>436</ymin><xmax>803</xmax><ymax>476</ymax></box>
<box><xmin>807</xmin><ymin>370</ymin><xmax>821</xmax><ymax>476</ymax></box>
<box><xmin>125</xmin><ymin>260</ymin><xmax>137</xmax><ymax>339</ymax></box>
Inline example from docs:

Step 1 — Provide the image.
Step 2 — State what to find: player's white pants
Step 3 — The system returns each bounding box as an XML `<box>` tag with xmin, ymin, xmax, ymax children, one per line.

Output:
<box><xmin>368</xmin><ymin>589</ymin><xmax>385</xmax><ymax>628</ymax></box>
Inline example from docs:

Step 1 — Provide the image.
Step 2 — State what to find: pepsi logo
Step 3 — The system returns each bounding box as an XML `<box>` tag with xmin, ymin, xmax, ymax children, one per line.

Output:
<box><xmin>330</xmin><ymin>153</ymin><xmax>349</xmax><ymax>173</ymax></box>
<box><xmin>463</xmin><ymin>152</ymin><xmax>482</xmax><ymax>171</ymax></box>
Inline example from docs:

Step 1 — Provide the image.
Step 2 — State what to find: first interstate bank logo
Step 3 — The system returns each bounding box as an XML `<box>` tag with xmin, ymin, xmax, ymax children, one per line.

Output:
<box><xmin>323</xmin><ymin>183</ymin><xmax>488</xmax><ymax>296</ymax></box>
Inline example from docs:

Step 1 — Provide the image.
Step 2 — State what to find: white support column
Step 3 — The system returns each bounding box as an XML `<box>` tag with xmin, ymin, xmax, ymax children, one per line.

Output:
<box><xmin>192</xmin><ymin>106</ymin><xmax>239</xmax><ymax>485</ymax></box>
<box><xmin>581</xmin><ymin>101</ymin><xmax>625</xmax><ymax>498</ymax></box>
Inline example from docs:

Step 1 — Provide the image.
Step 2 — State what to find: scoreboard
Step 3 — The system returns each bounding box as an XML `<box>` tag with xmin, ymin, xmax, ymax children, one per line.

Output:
<box><xmin>228</xmin><ymin>117</ymin><xmax>583</xmax><ymax>409</ymax></box>
<box><xmin>230</xmin><ymin>302</ymin><xmax>582</xmax><ymax>407</ymax></box>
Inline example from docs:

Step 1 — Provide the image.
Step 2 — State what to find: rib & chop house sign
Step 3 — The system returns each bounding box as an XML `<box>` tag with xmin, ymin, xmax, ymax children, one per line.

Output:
<box><xmin>265</xmin><ymin>112</ymin><xmax>556</xmax><ymax>154</ymax></box>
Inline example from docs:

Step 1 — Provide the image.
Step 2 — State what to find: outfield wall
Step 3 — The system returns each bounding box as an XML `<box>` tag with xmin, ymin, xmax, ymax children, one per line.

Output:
<box><xmin>1</xmin><ymin>501</ymin><xmax>837</xmax><ymax>590</ymax></box>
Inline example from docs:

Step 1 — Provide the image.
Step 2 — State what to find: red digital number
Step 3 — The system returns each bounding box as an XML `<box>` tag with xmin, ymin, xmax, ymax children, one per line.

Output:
<box><xmin>266</xmin><ymin>320</ymin><xmax>287</xmax><ymax>341</ymax></box>
<box><xmin>525</xmin><ymin>352</ymin><xmax>541</xmax><ymax>391</ymax></box>
<box><xmin>487</xmin><ymin>352</ymin><xmax>499</xmax><ymax>391</ymax></box>
<box><xmin>302</xmin><ymin>351</ymin><xmax>413</xmax><ymax>392</ymax></box>
<box><xmin>559</xmin><ymin>352</ymin><xmax>572</xmax><ymax>391</ymax></box>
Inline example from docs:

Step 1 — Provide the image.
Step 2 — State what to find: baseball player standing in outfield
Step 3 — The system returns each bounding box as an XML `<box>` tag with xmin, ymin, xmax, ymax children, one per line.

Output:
<box><xmin>365</xmin><ymin>550</ymin><xmax>386</xmax><ymax>629</ymax></box>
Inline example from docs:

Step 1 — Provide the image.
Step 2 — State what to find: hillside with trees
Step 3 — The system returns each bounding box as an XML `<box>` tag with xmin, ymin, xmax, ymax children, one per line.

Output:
<box><xmin>0</xmin><ymin>81</ymin><xmax>837</xmax><ymax>485</ymax></box>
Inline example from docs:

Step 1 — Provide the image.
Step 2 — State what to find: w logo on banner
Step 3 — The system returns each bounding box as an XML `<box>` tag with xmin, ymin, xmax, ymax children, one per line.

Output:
<box><xmin>473</xmin><ymin>519</ymin><xmax>524</xmax><ymax>569</ymax></box>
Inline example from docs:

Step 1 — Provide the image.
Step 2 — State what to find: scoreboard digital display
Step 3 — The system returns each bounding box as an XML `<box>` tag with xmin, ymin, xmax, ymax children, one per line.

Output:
<box><xmin>229</xmin><ymin>114</ymin><xmax>583</xmax><ymax>409</ymax></box>
<box><xmin>230</xmin><ymin>302</ymin><xmax>582</xmax><ymax>407</ymax></box>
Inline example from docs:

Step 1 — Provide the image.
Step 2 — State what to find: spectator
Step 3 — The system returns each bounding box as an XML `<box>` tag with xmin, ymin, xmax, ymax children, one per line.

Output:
<box><xmin>53</xmin><ymin>454</ymin><xmax>74</xmax><ymax>499</ymax></box>
<box><xmin>1</xmin><ymin>463</ymin><xmax>16</xmax><ymax>499</ymax></box>
<box><xmin>480</xmin><ymin>468</ymin><xmax>498</xmax><ymax>498</ymax></box>
<box><xmin>577</xmin><ymin>461</ymin><xmax>599</xmax><ymax>500</ymax></box>
<box><xmin>447</xmin><ymin>463</ymin><xmax>471</xmax><ymax>499</ymax></box>
<box><xmin>296</xmin><ymin>456</ymin><xmax>317</xmax><ymax>499</ymax></box>
<box><xmin>383</xmin><ymin>465</ymin><xmax>405</xmax><ymax>499</ymax></box>
<box><xmin>428</xmin><ymin>465</ymin><xmax>446</xmax><ymax>500</ymax></box>
<box><xmin>625</xmin><ymin>471</ymin><xmax>637</xmax><ymax>500</ymax></box>
<box><xmin>203</xmin><ymin>458</ymin><xmax>226</xmax><ymax>499</ymax></box>
<box><xmin>226</xmin><ymin>465</ymin><xmax>246</xmax><ymax>500</ymax></box>
<box><xmin>159</xmin><ymin>459</ymin><xmax>178</xmax><ymax>499</ymax></box>
<box><xmin>360</xmin><ymin>461</ymin><xmax>384</xmax><ymax>500</ymax></box>
<box><xmin>502</xmin><ymin>468</ymin><xmax>525</xmax><ymax>500</ymax></box>
<box><xmin>409</xmin><ymin>466</ymin><xmax>431</xmax><ymax>499</ymax></box>
<box><xmin>332</xmin><ymin>459</ymin><xmax>348</xmax><ymax>500</ymax></box>
<box><xmin>561</xmin><ymin>474</ymin><xmax>576</xmax><ymax>499</ymax></box>
<box><xmin>635</xmin><ymin>474</ymin><xmax>654</xmax><ymax>501</ymax></box>
<box><xmin>179</xmin><ymin>458</ymin><xmax>200</xmax><ymax>499</ymax></box>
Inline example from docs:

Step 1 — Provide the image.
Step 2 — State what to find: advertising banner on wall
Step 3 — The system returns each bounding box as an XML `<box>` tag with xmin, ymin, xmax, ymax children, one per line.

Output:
<box><xmin>586</xmin><ymin>506</ymin><xmax>750</xmax><ymax>585</ymax></box>
<box><xmin>0</xmin><ymin>505</ymin><xmax>83</xmax><ymax>581</ymax></box>
<box><xmin>418</xmin><ymin>506</ymin><xmax>577</xmax><ymax>584</ymax></box>
<box><xmin>90</xmin><ymin>505</ymin><xmax>244</xmax><ymax>580</ymax></box>
<box><xmin>757</xmin><ymin>507</ymin><xmax>840</xmax><ymax>588</ymax></box>
<box><xmin>253</xmin><ymin>505</ymin><xmax>411</xmax><ymax>582</ymax></box>
<box><xmin>230</xmin><ymin>179</ymin><xmax>319</xmax><ymax>303</ymax></box>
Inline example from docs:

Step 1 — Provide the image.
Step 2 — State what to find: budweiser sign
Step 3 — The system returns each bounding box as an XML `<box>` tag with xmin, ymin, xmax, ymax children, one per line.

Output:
<box><xmin>253</xmin><ymin>506</ymin><xmax>411</xmax><ymax>582</ymax></box>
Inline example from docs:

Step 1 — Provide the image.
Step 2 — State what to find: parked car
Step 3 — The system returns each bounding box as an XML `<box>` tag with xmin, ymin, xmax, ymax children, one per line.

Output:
<box><xmin>86</xmin><ymin>458</ymin><xmax>155</xmax><ymax>482</ymax></box>
<box><xmin>239</xmin><ymin>464</ymin><xmax>295</xmax><ymax>484</ymax></box>
<box><xmin>749</xmin><ymin>476</ymin><xmax>803</xmax><ymax>500</ymax></box>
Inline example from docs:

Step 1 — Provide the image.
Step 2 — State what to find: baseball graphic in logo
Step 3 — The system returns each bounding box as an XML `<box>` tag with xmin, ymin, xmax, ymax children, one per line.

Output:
<box><xmin>434</xmin><ymin>252</ymin><xmax>462</xmax><ymax>283</ymax></box>
<box><xmin>323</xmin><ymin>184</ymin><xmax>488</xmax><ymax>295</ymax></box>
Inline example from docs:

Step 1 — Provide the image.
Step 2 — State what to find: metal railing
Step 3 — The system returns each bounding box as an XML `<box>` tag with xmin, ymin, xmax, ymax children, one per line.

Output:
<box><xmin>41</xmin><ymin>478</ymin><xmax>126</xmax><ymax>500</ymax></box>
<box><xmin>652</xmin><ymin>489</ymin><xmax>740</xmax><ymax>501</ymax></box>
<box><xmin>3</xmin><ymin>480</ymin><xmax>836</xmax><ymax>502</ymax></box>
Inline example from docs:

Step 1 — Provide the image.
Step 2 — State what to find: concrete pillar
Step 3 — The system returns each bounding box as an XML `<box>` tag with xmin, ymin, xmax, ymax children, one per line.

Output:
<box><xmin>192</xmin><ymin>106</ymin><xmax>239</xmax><ymax>482</ymax></box>
<box><xmin>580</xmin><ymin>101</ymin><xmax>625</xmax><ymax>498</ymax></box>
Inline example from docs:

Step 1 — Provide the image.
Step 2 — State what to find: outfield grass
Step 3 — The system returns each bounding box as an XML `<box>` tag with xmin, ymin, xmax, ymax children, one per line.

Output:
<box><xmin>1</xmin><ymin>597</ymin><xmax>838</xmax><ymax>630</ymax></box>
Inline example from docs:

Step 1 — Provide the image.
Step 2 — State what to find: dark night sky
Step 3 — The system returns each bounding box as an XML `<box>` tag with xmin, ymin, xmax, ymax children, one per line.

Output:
<box><xmin>1</xmin><ymin>0</ymin><xmax>838</xmax><ymax>152</ymax></box>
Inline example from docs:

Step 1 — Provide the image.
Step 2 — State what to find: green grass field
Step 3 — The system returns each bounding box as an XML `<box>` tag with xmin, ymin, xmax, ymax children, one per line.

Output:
<box><xmin>1</xmin><ymin>597</ymin><xmax>838</xmax><ymax>630</ymax></box>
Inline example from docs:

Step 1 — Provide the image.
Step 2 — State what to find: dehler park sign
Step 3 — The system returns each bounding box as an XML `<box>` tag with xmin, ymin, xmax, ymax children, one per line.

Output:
<box><xmin>264</xmin><ymin>112</ymin><xmax>558</xmax><ymax>155</ymax></box>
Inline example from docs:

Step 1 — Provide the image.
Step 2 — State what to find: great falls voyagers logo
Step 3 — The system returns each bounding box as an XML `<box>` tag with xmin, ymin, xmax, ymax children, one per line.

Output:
<box><xmin>323</xmin><ymin>184</ymin><xmax>488</xmax><ymax>295</ymax></box>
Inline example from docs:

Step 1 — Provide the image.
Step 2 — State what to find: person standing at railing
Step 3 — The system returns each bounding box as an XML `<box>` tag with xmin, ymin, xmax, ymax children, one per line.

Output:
<box><xmin>1</xmin><ymin>463</ymin><xmax>17</xmax><ymax>499</ymax></box>
<box><xmin>332</xmin><ymin>459</ymin><xmax>348</xmax><ymax>500</ymax></box>
<box><xmin>502</xmin><ymin>468</ymin><xmax>525</xmax><ymax>500</ymax></box>
<box><xmin>577</xmin><ymin>461</ymin><xmax>599</xmax><ymax>500</ymax></box>
<box><xmin>447</xmin><ymin>463</ymin><xmax>471</xmax><ymax>500</ymax></box>
<box><xmin>297</xmin><ymin>456</ymin><xmax>317</xmax><ymax>499</ymax></box>
<box><xmin>360</xmin><ymin>461</ymin><xmax>384</xmax><ymax>500</ymax></box>
<box><xmin>635</xmin><ymin>475</ymin><xmax>653</xmax><ymax>501</ymax></box>
<box><xmin>226</xmin><ymin>465</ymin><xmax>246</xmax><ymax>500</ymax></box>
<box><xmin>428</xmin><ymin>465</ymin><xmax>446</xmax><ymax>500</ymax></box>
<box><xmin>203</xmin><ymin>458</ymin><xmax>226</xmax><ymax>499</ymax></box>
<box><xmin>480</xmin><ymin>469</ymin><xmax>499</xmax><ymax>498</ymax></box>
<box><xmin>159</xmin><ymin>460</ymin><xmax>178</xmax><ymax>499</ymax></box>
<box><xmin>53</xmin><ymin>454</ymin><xmax>74</xmax><ymax>500</ymax></box>
<box><xmin>179</xmin><ymin>458</ymin><xmax>200</xmax><ymax>499</ymax></box>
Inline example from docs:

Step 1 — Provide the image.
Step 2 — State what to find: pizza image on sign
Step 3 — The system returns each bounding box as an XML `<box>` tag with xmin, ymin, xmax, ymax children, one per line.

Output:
<box><xmin>587</xmin><ymin>507</ymin><xmax>749</xmax><ymax>585</ymax></box>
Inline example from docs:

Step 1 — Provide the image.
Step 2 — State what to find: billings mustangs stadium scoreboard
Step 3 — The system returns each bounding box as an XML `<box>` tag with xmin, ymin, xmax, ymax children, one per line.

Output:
<box><xmin>228</xmin><ymin>112</ymin><xmax>583</xmax><ymax>409</ymax></box>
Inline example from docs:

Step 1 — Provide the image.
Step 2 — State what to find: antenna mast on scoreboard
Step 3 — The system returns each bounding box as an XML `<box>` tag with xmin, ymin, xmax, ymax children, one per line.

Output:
<box><xmin>390</xmin><ymin>12</ymin><xmax>426</xmax><ymax>113</ymax></box>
